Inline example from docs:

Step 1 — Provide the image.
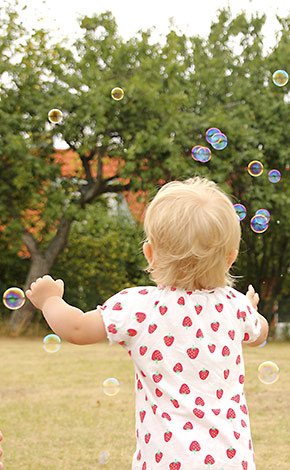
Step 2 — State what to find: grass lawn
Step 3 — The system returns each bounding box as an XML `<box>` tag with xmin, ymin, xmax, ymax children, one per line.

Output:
<box><xmin>0</xmin><ymin>337</ymin><xmax>289</xmax><ymax>469</ymax></box>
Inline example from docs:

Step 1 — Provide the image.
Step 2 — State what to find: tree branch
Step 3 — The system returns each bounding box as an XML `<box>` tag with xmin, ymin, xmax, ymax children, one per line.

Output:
<box><xmin>44</xmin><ymin>215</ymin><xmax>72</xmax><ymax>265</ymax></box>
<box><xmin>21</xmin><ymin>229</ymin><xmax>39</xmax><ymax>257</ymax></box>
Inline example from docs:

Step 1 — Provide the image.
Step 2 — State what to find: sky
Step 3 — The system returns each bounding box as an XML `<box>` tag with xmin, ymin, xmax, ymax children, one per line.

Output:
<box><xmin>13</xmin><ymin>0</ymin><xmax>290</xmax><ymax>52</ymax></box>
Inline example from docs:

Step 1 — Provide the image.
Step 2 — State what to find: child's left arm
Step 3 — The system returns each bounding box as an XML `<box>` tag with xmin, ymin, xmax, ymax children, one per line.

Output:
<box><xmin>26</xmin><ymin>275</ymin><xmax>107</xmax><ymax>345</ymax></box>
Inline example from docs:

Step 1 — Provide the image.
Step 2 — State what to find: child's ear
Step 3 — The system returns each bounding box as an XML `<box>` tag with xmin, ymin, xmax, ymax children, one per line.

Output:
<box><xmin>227</xmin><ymin>248</ymin><xmax>238</xmax><ymax>270</ymax></box>
<box><xmin>143</xmin><ymin>241</ymin><xmax>153</xmax><ymax>265</ymax></box>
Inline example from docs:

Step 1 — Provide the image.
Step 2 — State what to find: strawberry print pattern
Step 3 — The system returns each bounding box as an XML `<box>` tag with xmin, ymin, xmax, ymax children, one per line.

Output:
<box><xmin>100</xmin><ymin>285</ymin><xmax>261</xmax><ymax>469</ymax></box>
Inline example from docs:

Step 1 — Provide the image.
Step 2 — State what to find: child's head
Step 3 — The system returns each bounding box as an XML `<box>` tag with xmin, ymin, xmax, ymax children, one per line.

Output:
<box><xmin>143</xmin><ymin>176</ymin><xmax>241</xmax><ymax>291</ymax></box>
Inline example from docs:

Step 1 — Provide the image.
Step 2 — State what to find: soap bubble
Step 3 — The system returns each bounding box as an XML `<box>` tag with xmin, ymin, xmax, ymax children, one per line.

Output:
<box><xmin>210</xmin><ymin>132</ymin><xmax>228</xmax><ymax>150</ymax></box>
<box><xmin>111</xmin><ymin>87</ymin><xmax>124</xmax><ymax>101</ymax></box>
<box><xmin>205</xmin><ymin>127</ymin><xmax>221</xmax><ymax>144</ymax></box>
<box><xmin>258</xmin><ymin>361</ymin><xmax>279</xmax><ymax>384</ymax></box>
<box><xmin>48</xmin><ymin>108</ymin><xmax>63</xmax><ymax>124</ymax></box>
<box><xmin>255</xmin><ymin>209</ymin><xmax>270</xmax><ymax>223</ymax></box>
<box><xmin>272</xmin><ymin>70</ymin><xmax>289</xmax><ymax>87</ymax></box>
<box><xmin>3</xmin><ymin>287</ymin><xmax>25</xmax><ymax>310</ymax></box>
<box><xmin>258</xmin><ymin>340</ymin><xmax>267</xmax><ymax>348</ymax></box>
<box><xmin>234</xmin><ymin>204</ymin><xmax>247</xmax><ymax>221</ymax></box>
<box><xmin>250</xmin><ymin>214</ymin><xmax>268</xmax><ymax>233</ymax></box>
<box><xmin>43</xmin><ymin>334</ymin><xmax>61</xmax><ymax>353</ymax></box>
<box><xmin>191</xmin><ymin>146</ymin><xmax>211</xmax><ymax>163</ymax></box>
<box><xmin>102</xmin><ymin>378</ymin><xmax>120</xmax><ymax>396</ymax></box>
<box><xmin>191</xmin><ymin>145</ymin><xmax>203</xmax><ymax>161</ymax></box>
<box><xmin>248</xmin><ymin>160</ymin><xmax>263</xmax><ymax>177</ymax></box>
<box><xmin>98</xmin><ymin>450</ymin><xmax>110</xmax><ymax>464</ymax></box>
<box><xmin>268</xmin><ymin>169</ymin><xmax>281</xmax><ymax>183</ymax></box>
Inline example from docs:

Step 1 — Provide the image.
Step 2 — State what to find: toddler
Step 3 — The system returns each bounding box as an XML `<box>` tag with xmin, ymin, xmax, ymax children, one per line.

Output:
<box><xmin>26</xmin><ymin>176</ymin><xmax>268</xmax><ymax>470</ymax></box>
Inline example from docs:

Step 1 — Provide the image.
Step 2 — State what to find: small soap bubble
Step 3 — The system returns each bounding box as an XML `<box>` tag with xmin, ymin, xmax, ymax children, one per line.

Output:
<box><xmin>234</xmin><ymin>204</ymin><xmax>247</xmax><ymax>221</ymax></box>
<box><xmin>191</xmin><ymin>146</ymin><xmax>211</xmax><ymax>163</ymax></box>
<box><xmin>205</xmin><ymin>127</ymin><xmax>221</xmax><ymax>144</ymax></box>
<box><xmin>255</xmin><ymin>209</ymin><xmax>270</xmax><ymax>223</ymax></box>
<box><xmin>43</xmin><ymin>334</ymin><xmax>61</xmax><ymax>353</ymax></box>
<box><xmin>191</xmin><ymin>145</ymin><xmax>203</xmax><ymax>161</ymax></box>
<box><xmin>210</xmin><ymin>132</ymin><xmax>228</xmax><ymax>150</ymax></box>
<box><xmin>258</xmin><ymin>340</ymin><xmax>267</xmax><ymax>348</ymax></box>
<box><xmin>102</xmin><ymin>377</ymin><xmax>120</xmax><ymax>396</ymax></box>
<box><xmin>258</xmin><ymin>361</ymin><xmax>279</xmax><ymax>384</ymax></box>
<box><xmin>3</xmin><ymin>287</ymin><xmax>25</xmax><ymax>310</ymax></box>
<box><xmin>272</xmin><ymin>69</ymin><xmax>289</xmax><ymax>87</ymax></box>
<box><xmin>111</xmin><ymin>87</ymin><xmax>124</xmax><ymax>101</ymax></box>
<box><xmin>48</xmin><ymin>108</ymin><xmax>63</xmax><ymax>124</ymax></box>
<box><xmin>268</xmin><ymin>169</ymin><xmax>281</xmax><ymax>183</ymax></box>
<box><xmin>248</xmin><ymin>160</ymin><xmax>264</xmax><ymax>177</ymax></box>
<box><xmin>250</xmin><ymin>214</ymin><xmax>268</xmax><ymax>234</ymax></box>
<box><xmin>98</xmin><ymin>450</ymin><xmax>110</xmax><ymax>464</ymax></box>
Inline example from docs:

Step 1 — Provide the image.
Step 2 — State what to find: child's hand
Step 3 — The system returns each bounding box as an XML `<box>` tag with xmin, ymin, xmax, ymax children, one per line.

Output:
<box><xmin>0</xmin><ymin>430</ymin><xmax>4</xmax><ymax>469</ymax></box>
<box><xmin>246</xmin><ymin>284</ymin><xmax>259</xmax><ymax>311</ymax></box>
<box><xmin>26</xmin><ymin>275</ymin><xmax>64</xmax><ymax>310</ymax></box>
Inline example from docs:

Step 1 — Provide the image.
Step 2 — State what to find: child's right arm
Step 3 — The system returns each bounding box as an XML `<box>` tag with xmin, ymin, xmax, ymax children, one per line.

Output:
<box><xmin>245</xmin><ymin>284</ymin><xmax>269</xmax><ymax>347</ymax></box>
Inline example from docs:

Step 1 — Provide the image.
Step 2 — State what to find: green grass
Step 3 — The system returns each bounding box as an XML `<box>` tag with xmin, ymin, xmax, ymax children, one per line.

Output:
<box><xmin>0</xmin><ymin>338</ymin><xmax>289</xmax><ymax>469</ymax></box>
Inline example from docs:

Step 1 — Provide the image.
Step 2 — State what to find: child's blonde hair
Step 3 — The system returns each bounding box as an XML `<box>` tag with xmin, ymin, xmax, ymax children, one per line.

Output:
<box><xmin>143</xmin><ymin>176</ymin><xmax>241</xmax><ymax>291</ymax></box>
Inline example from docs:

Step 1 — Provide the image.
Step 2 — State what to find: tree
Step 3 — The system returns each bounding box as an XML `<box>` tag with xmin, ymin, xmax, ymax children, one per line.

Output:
<box><xmin>0</xmin><ymin>5</ymin><xmax>289</xmax><ymax>332</ymax></box>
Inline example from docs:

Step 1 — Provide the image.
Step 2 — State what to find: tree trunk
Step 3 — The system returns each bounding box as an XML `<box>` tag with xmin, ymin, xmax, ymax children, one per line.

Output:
<box><xmin>9</xmin><ymin>216</ymin><xmax>72</xmax><ymax>334</ymax></box>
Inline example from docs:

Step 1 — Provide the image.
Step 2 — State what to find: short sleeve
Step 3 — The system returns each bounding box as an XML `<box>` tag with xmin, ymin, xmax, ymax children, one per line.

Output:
<box><xmin>241</xmin><ymin>300</ymin><xmax>262</xmax><ymax>344</ymax></box>
<box><xmin>98</xmin><ymin>287</ymin><xmax>140</xmax><ymax>347</ymax></box>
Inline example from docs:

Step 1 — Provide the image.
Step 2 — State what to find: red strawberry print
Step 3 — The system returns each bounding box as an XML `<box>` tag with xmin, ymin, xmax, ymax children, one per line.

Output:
<box><xmin>139</xmin><ymin>345</ymin><xmax>147</xmax><ymax>356</ymax></box>
<box><xmin>112</xmin><ymin>302</ymin><xmax>122</xmax><ymax>310</ymax></box>
<box><xmin>170</xmin><ymin>287</ymin><xmax>176</xmax><ymax>291</ymax></box>
<box><xmin>140</xmin><ymin>370</ymin><xmax>146</xmax><ymax>377</ymax></box>
<box><xmin>211</xmin><ymin>409</ymin><xmax>221</xmax><ymax>415</ymax></box>
<box><xmin>224</xmin><ymin>368</ymin><xmax>230</xmax><ymax>379</ymax></box>
<box><xmin>239</xmin><ymin>374</ymin><xmax>245</xmax><ymax>384</ymax></box>
<box><xmin>196</xmin><ymin>328</ymin><xmax>204</xmax><ymax>339</ymax></box>
<box><xmin>234</xmin><ymin>431</ymin><xmax>240</xmax><ymax>440</ymax></box>
<box><xmin>169</xmin><ymin>460</ymin><xmax>181</xmax><ymax>470</ymax></box>
<box><xmin>222</xmin><ymin>345</ymin><xmax>230</xmax><ymax>357</ymax></box>
<box><xmin>249</xmin><ymin>439</ymin><xmax>252</xmax><ymax>450</ymax></box>
<box><xmin>193</xmin><ymin>408</ymin><xmax>205</xmax><ymax>419</ymax></box>
<box><xmin>195</xmin><ymin>304</ymin><xmax>203</xmax><ymax>315</ymax></box>
<box><xmin>155</xmin><ymin>451</ymin><xmax>163</xmax><ymax>463</ymax></box>
<box><xmin>152</xmin><ymin>350</ymin><xmax>163</xmax><ymax>362</ymax></box>
<box><xmin>195</xmin><ymin>396</ymin><xmax>205</xmax><ymax>406</ymax></box>
<box><xmin>152</xmin><ymin>372</ymin><xmax>163</xmax><ymax>383</ymax></box>
<box><xmin>127</xmin><ymin>328</ymin><xmax>137</xmax><ymax>337</ymax></box>
<box><xmin>242</xmin><ymin>461</ymin><xmax>248</xmax><ymax>470</ymax></box>
<box><xmin>159</xmin><ymin>305</ymin><xmax>168</xmax><ymax>315</ymax></box>
<box><xmin>240</xmin><ymin>404</ymin><xmax>248</xmax><ymax>415</ymax></box>
<box><xmin>236</xmin><ymin>354</ymin><xmax>241</xmax><ymax>365</ymax></box>
<box><xmin>170</xmin><ymin>398</ymin><xmax>180</xmax><ymax>408</ymax></box>
<box><xmin>155</xmin><ymin>388</ymin><xmax>163</xmax><ymax>397</ymax></box>
<box><xmin>227</xmin><ymin>408</ymin><xmax>236</xmax><ymax>421</ymax></box>
<box><xmin>208</xmin><ymin>343</ymin><xmax>216</xmax><ymax>353</ymax></box>
<box><xmin>137</xmin><ymin>450</ymin><xmax>141</xmax><ymax>460</ymax></box>
<box><xmin>241</xmin><ymin>419</ymin><xmax>247</xmax><ymax>428</ymax></box>
<box><xmin>137</xmin><ymin>380</ymin><xmax>143</xmax><ymax>391</ymax></box>
<box><xmin>204</xmin><ymin>454</ymin><xmax>215</xmax><ymax>466</ymax></box>
<box><xmin>120</xmin><ymin>290</ymin><xmax>128</xmax><ymax>295</ymax></box>
<box><xmin>108</xmin><ymin>323</ymin><xmax>118</xmax><ymax>334</ymax></box>
<box><xmin>179</xmin><ymin>383</ymin><xmax>190</xmax><ymax>395</ymax></box>
<box><xmin>161</xmin><ymin>412</ymin><xmax>171</xmax><ymax>421</ymax></box>
<box><xmin>189</xmin><ymin>441</ymin><xmax>201</xmax><ymax>452</ymax></box>
<box><xmin>177</xmin><ymin>296</ymin><xmax>185</xmax><ymax>306</ymax></box>
<box><xmin>164</xmin><ymin>334</ymin><xmax>175</xmax><ymax>346</ymax></box>
<box><xmin>247</xmin><ymin>305</ymin><xmax>252</xmax><ymax>315</ymax></box>
<box><xmin>148</xmin><ymin>323</ymin><xmax>157</xmax><ymax>334</ymax></box>
<box><xmin>209</xmin><ymin>427</ymin><xmax>219</xmax><ymax>438</ymax></box>
<box><xmin>228</xmin><ymin>329</ymin><xmax>235</xmax><ymax>340</ymax></box>
<box><xmin>229</xmin><ymin>290</ymin><xmax>236</xmax><ymax>298</ymax></box>
<box><xmin>182</xmin><ymin>316</ymin><xmax>192</xmax><ymax>329</ymax></box>
<box><xmin>153</xmin><ymin>301</ymin><xmax>159</xmax><ymax>308</ymax></box>
<box><xmin>199</xmin><ymin>368</ymin><xmax>209</xmax><ymax>380</ymax></box>
<box><xmin>139</xmin><ymin>410</ymin><xmax>146</xmax><ymax>423</ymax></box>
<box><xmin>144</xmin><ymin>432</ymin><xmax>151</xmax><ymax>444</ymax></box>
<box><xmin>215</xmin><ymin>303</ymin><xmax>223</xmax><ymax>312</ymax></box>
<box><xmin>237</xmin><ymin>309</ymin><xmax>247</xmax><ymax>321</ymax></box>
<box><xmin>231</xmin><ymin>394</ymin><xmax>240</xmax><ymax>403</ymax></box>
<box><xmin>243</xmin><ymin>332</ymin><xmax>250</xmax><ymax>342</ymax></box>
<box><xmin>211</xmin><ymin>321</ymin><xmax>220</xmax><ymax>332</ymax></box>
<box><xmin>164</xmin><ymin>430</ymin><xmax>172</xmax><ymax>442</ymax></box>
<box><xmin>216</xmin><ymin>388</ymin><xmax>223</xmax><ymax>399</ymax></box>
<box><xmin>186</xmin><ymin>346</ymin><xmax>199</xmax><ymax>359</ymax></box>
<box><xmin>226</xmin><ymin>447</ymin><xmax>236</xmax><ymax>459</ymax></box>
<box><xmin>138</xmin><ymin>289</ymin><xmax>149</xmax><ymax>295</ymax></box>
<box><xmin>151</xmin><ymin>404</ymin><xmax>157</xmax><ymax>414</ymax></box>
<box><xmin>183</xmin><ymin>421</ymin><xmax>193</xmax><ymax>431</ymax></box>
<box><xmin>173</xmin><ymin>362</ymin><xmax>183</xmax><ymax>373</ymax></box>
<box><xmin>187</xmin><ymin>291</ymin><xmax>193</xmax><ymax>295</ymax></box>
<box><xmin>142</xmin><ymin>462</ymin><xmax>146</xmax><ymax>470</ymax></box>
<box><xmin>135</xmin><ymin>312</ymin><xmax>146</xmax><ymax>323</ymax></box>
